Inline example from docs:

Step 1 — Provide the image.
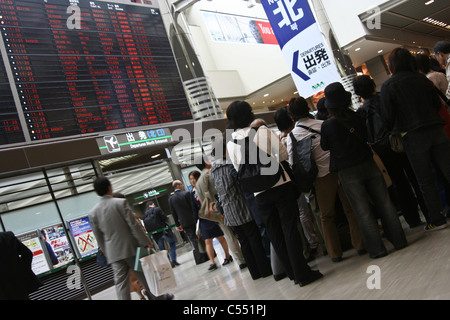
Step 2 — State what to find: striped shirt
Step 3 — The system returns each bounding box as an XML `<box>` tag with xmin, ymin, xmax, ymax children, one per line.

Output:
<box><xmin>210</xmin><ymin>159</ymin><xmax>254</xmax><ymax>227</ymax></box>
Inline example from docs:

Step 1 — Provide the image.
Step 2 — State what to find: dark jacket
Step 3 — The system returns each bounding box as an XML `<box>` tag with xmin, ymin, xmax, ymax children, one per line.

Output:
<box><xmin>321</xmin><ymin>110</ymin><xmax>372</xmax><ymax>172</ymax></box>
<box><xmin>380</xmin><ymin>71</ymin><xmax>444</xmax><ymax>134</ymax></box>
<box><xmin>357</xmin><ymin>94</ymin><xmax>404</xmax><ymax>162</ymax></box>
<box><xmin>168</xmin><ymin>189</ymin><xmax>196</xmax><ymax>228</ymax></box>
<box><xmin>0</xmin><ymin>231</ymin><xmax>42</xmax><ymax>299</ymax></box>
<box><xmin>357</xmin><ymin>94</ymin><xmax>389</xmax><ymax>147</ymax></box>
<box><xmin>143</xmin><ymin>206</ymin><xmax>169</xmax><ymax>240</ymax></box>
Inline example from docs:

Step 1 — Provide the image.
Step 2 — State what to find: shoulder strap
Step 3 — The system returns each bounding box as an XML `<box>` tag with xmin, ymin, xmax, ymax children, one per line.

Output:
<box><xmin>297</xmin><ymin>124</ymin><xmax>321</xmax><ymax>135</ymax></box>
<box><xmin>335</xmin><ymin>118</ymin><xmax>366</xmax><ymax>144</ymax></box>
<box><xmin>289</xmin><ymin>132</ymin><xmax>297</xmax><ymax>143</ymax></box>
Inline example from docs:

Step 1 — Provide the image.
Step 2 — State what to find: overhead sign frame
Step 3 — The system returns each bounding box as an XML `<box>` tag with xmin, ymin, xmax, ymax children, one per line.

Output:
<box><xmin>261</xmin><ymin>0</ymin><xmax>341</xmax><ymax>97</ymax></box>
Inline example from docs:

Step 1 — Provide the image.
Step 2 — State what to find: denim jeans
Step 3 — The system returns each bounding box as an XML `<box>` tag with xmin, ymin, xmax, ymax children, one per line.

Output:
<box><xmin>338</xmin><ymin>159</ymin><xmax>407</xmax><ymax>258</ymax></box>
<box><xmin>402</xmin><ymin>125</ymin><xmax>450</xmax><ymax>225</ymax></box>
<box><xmin>156</xmin><ymin>234</ymin><xmax>177</xmax><ymax>262</ymax></box>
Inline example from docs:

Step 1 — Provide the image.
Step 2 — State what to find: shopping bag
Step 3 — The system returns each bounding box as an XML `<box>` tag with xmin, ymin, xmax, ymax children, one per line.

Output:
<box><xmin>140</xmin><ymin>250</ymin><xmax>177</xmax><ymax>296</ymax></box>
<box><xmin>134</xmin><ymin>247</ymin><xmax>153</xmax><ymax>272</ymax></box>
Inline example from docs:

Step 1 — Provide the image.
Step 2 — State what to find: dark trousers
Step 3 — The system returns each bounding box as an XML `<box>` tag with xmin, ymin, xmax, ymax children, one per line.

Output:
<box><xmin>255</xmin><ymin>182</ymin><xmax>312</xmax><ymax>283</ymax></box>
<box><xmin>376</xmin><ymin>148</ymin><xmax>425</xmax><ymax>225</ymax></box>
<box><xmin>338</xmin><ymin>159</ymin><xmax>407</xmax><ymax>257</ymax></box>
<box><xmin>402</xmin><ymin>125</ymin><xmax>450</xmax><ymax>225</ymax></box>
<box><xmin>232</xmin><ymin>221</ymin><xmax>272</xmax><ymax>280</ymax></box>
<box><xmin>183</xmin><ymin>225</ymin><xmax>200</xmax><ymax>253</ymax></box>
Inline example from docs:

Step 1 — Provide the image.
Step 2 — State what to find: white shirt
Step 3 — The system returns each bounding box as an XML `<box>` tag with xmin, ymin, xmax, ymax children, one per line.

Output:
<box><xmin>427</xmin><ymin>71</ymin><xmax>448</xmax><ymax>96</ymax></box>
<box><xmin>227</xmin><ymin>125</ymin><xmax>290</xmax><ymax>195</ymax></box>
<box><xmin>446</xmin><ymin>55</ymin><xmax>450</xmax><ymax>99</ymax></box>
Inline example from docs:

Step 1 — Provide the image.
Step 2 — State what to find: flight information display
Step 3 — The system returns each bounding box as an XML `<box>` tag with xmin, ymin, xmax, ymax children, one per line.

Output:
<box><xmin>0</xmin><ymin>49</ymin><xmax>25</xmax><ymax>144</ymax></box>
<box><xmin>0</xmin><ymin>0</ymin><xmax>192</xmax><ymax>144</ymax></box>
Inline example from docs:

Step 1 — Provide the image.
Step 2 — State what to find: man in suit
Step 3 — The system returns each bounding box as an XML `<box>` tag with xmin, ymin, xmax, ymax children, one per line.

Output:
<box><xmin>168</xmin><ymin>180</ymin><xmax>206</xmax><ymax>264</ymax></box>
<box><xmin>89</xmin><ymin>176</ymin><xmax>173</xmax><ymax>300</ymax></box>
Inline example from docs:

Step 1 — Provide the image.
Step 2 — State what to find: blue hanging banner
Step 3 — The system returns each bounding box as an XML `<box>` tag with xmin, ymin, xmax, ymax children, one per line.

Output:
<box><xmin>261</xmin><ymin>0</ymin><xmax>341</xmax><ymax>97</ymax></box>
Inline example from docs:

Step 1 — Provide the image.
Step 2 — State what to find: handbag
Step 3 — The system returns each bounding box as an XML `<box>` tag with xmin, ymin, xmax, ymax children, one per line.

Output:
<box><xmin>389</xmin><ymin>133</ymin><xmax>404</xmax><ymax>153</ymax></box>
<box><xmin>198</xmin><ymin>171</ymin><xmax>223</xmax><ymax>223</ymax></box>
<box><xmin>195</xmin><ymin>219</ymin><xmax>202</xmax><ymax>238</ymax></box>
<box><xmin>96</xmin><ymin>248</ymin><xmax>109</xmax><ymax>267</ymax></box>
<box><xmin>370</xmin><ymin>147</ymin><xmax>392</xmax><ymax>188</ymax></box>
<box><xmin>140</xmin><ymin>249</ymin><xmax>177</xmax><ymax>296</ymax></box>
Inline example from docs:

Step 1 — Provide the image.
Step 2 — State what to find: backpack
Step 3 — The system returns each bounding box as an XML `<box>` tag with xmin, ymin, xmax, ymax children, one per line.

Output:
<box><xmin>143</xmin><ymin>208</ymin><xmax>164</xmax><ymax>233</ymax></box>
<box><xmin>232</xmin><ymin>128</ymin><xmax>283</xmax><ymax>194</ymax></box>
<box><xmin>289</xmin><ymin>125</ymin><xmax>320</xmax><ymax>193</ymax></box>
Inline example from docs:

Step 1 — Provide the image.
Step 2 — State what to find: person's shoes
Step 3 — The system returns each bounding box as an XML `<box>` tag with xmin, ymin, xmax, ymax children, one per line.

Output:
<box><xmin>239</xmin><ymin>263</ymin><xmax>247</xmax><ymax>269</ymax></box>
<box><xmin>162</xmin><ymin>293</ymin><xmax>174</xmax><ymax>300</ymax></box>
<box><xmin>172</xmin><ymin>260</ymin><xmax>180</xmax><ymax>266</ymax></box>
<box><xmin>299</xmin><ymin>270</ymin><xmax>323</xmax><ymax>287</ymax></box>
<box><xmin>357</xmin><ymin>249</ymin><xmax>367</xmax><ymax>255</ymax></box>
<box><xmin>208</xmin><ymin>263</ymin><xmax>217</xmax><ymax>271</ymax></box>
<box><xmin>142</xmin><ymin>290</ymin><xmax>153</xmax><ymax>300</ymax></box>
<box><xmin>395</xmin><ymin>243</ymin><xmax>407</xmax><ymax>250</ymax></box>
<box><xmin>331</xmin><ymin>256</ymin><xmax>343</xmax><ymax>263</ymax></box>
<box><xmin>143</xmin><ymin>290</ymin><xmax>174</xmax><ymax>301</ymax></box>
<box><xmin>424</xmin><ymin>222</ymin><xmax>447</xmax><ymax>232</ymax></box>
<box><xmin>222</xmin><ymin>255</ymin><xmax>233</xmax><ymax>266</ymax></box>
<box><xmin>370</xmin><ymin>251</ymin><xmax>388</xmax><ymax>259</ymax></box>
<box><xmin>273</xmin><ymin>273</ymin><xmax>287</xmax><ymax>281</ymax></box>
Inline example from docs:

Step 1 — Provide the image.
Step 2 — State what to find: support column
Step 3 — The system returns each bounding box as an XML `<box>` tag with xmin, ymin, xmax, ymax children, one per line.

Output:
<box><xmin>309</xmin><ymin>0</ymin><xmax>359</xmax><ymax>108</ymax></box>
<box><xmin>365</xmin><ymin>55</ymin><xmax>390</xmax><ymax>92</ymax></box>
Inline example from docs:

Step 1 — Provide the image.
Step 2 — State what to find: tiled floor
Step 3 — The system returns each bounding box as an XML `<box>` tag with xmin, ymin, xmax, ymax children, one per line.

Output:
<box><xmin>91</xmin><ymin>216</ymin><xmax>450</xmax><ymax>301</ymax></box>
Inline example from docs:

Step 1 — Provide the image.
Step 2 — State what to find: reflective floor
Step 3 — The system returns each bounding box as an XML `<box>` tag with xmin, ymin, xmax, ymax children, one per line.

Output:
<box><xmin>91</xmin><ymin>216</ymin><xmax>450</xmax><ymax>301</ymax></box>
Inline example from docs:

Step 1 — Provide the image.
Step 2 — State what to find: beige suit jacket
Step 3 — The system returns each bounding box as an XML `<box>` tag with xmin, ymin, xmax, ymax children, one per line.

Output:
<box><xmin>89</xmin><ymin>195</ymin><xmax>151</xmax><ymax>264</ymax></box>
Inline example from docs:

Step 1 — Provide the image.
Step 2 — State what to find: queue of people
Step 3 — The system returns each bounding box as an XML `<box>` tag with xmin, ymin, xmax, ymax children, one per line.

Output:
<box><xmin>175</xmin><ymin>44</ymin><xmax>449</xmax><ymax>290</ymax></box>
<box><xmin>164</xmin><ymin>44</ymin><xmax>449</xmax><ymax>291</ymax></box>
<box><xmin>4</xmin><ymin>43</ymin><xmax>449</xmax><ymax>301</ymax></box>
<box><xmin>81</xmin><ymin>43</ymin><xmax>449</xmax><ymax>300</ymax></box>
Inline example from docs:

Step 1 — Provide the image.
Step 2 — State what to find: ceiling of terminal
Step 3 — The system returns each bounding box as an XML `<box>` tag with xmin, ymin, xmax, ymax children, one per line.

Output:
<box><xmin>350</xmin><ymin>0</ymin><xmax>450</xmax><ymax>66</ymax></box>
<box><xmin>240</xmin><ymin>0</ymin><xmax>450</xmax><ymax>111</ymax></box>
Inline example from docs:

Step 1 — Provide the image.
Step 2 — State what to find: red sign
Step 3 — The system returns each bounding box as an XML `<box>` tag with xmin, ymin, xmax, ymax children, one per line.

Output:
<box><xmin>255</xmin><ymin>20</ymin><xmax>278</xmax><ymax>45</ymax></box>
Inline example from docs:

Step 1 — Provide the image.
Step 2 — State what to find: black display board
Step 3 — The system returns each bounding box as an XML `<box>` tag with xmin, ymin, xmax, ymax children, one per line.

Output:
<box><xmin>0</xmin><ymin>47</ymin><xmax>24</xmax><ymax>144</ymax></box>
<box><xmin>0</xmin><ymin>0</ymin><xmax>192</xmax><ymax>144</ymax></box>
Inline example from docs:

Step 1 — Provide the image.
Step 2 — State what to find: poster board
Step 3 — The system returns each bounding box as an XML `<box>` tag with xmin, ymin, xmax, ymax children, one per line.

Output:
<box><xmin>40</xmin><ymin>224</ymin><xmax>73</xmax><ymax>268</ymax></box>
<box><xmin>17</xmin><ymin>230</ymin><xmax>51</xmax><ymax>276</ymax></box>
<box><xmin>67</xmin><ymin>216</ymin><xmax>99</xmax><ymax>258</ymax></box>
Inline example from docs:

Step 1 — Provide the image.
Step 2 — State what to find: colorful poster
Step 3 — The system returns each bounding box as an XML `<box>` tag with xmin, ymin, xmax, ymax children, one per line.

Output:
<box><xmin>17</xmin><ymin>231</ymin><xmax>51</xmax><ymax>275</ymax></box>
<box><xmin>41</xmin><ymin>224</ymin><xmax>73</xmax><ymax>268</ymax></box>
<box><xmin>261</xmin><ymin>0</ymin><xmax>341</xmax><ymax>98</ymax></box>
<box><xmin>68</xmin><ymin>216</ymin><xmax>99</xmax><ymax>258</ymax></box>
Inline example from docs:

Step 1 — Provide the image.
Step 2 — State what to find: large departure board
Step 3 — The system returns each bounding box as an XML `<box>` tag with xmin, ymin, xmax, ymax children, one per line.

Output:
<box><xmin>0</xmin><ymin>0</ymin><xmax>192</xmax><ymax>144</ymax></box>
<box><xmin>0</xmin><ymin>49</ymin><xmax>24</xmax><ymax>144</ymax></box>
